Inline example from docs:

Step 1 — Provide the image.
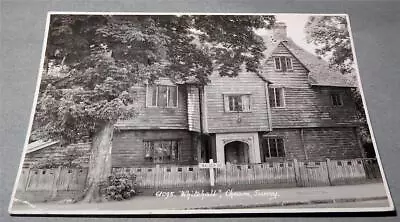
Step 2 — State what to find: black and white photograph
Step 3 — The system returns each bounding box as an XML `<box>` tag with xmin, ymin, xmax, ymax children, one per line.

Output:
<box><xmin>8</xmin><ymin>12</ymin><xmax>394</xmax><ymax>214</ymax></box>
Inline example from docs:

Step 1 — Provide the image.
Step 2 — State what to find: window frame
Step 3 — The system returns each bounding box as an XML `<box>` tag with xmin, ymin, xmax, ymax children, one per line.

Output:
<box><xmin>331</xmin><ymin>93</ymin><xmax>343</xmax><ymax>107</ymax></box>
<box><xmin>146</xmin><ymin>84</ymin><xmax>179</xmax><ymax>108</ymax></box>
<box><xmin>143</xmin><ymin>139</ymin><xmax>181</xmax><ymax>164</ymax></box>
<box><xmin>274</xmin><ymin>57</ymin><xmax>282</xmax><ymax>71</ymax></box>
<box><xmin>269</xmin><ymin>87</ymin><xmax>285</xmax><ymax>108</ymax></box>
<box><xmin>273</xmin><ymin>56</ymin><xmax>293</xmax><ymax>72</ymax></box>
<box><xmin>262</xmin><ymin>137</ymin><xmax>286</xmax><ymax>160</ymax></box>
<box><xmin>223</xmin><ymin>94</ymin><xmax>252</xmax><ymax>113</ymax></box>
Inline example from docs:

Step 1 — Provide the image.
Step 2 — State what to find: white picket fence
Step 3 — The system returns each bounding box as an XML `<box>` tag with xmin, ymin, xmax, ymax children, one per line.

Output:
<box><xmin>112</xmin><ymin>158</ymin><xmax>381</xmax><ymax>191</ymax></box>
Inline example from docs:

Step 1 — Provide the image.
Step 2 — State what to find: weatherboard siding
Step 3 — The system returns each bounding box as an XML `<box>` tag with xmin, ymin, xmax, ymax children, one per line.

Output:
<box><xmin>271</xmin><ymin>87</ymin><xmax>358</xmax><ymax>128</ymax></box>
<box><xmin>23</xmin><ymin>143</ymin><xmax>91</xmax><ymax>168</ymax></box>
<box><xmin>262</xmin><ymin>43</ymin><xmax>358</xmax><ymax>128</ymax></box>
<box><xmin>115</xmin><ymin>85</ymin><xmax>189</xmax><ymax>130</ymax></box>
<box><xmin>204</xmin><ymin>71</ymin><xmax>270</xmax><ymax>133</ymax></box>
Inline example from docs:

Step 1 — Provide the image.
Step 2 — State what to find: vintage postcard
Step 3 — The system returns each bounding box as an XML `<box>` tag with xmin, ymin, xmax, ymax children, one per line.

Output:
<box><xmin>9</xmin><ymin>12</ymin><xmax>394</xmax><ymax>215</ymax></box>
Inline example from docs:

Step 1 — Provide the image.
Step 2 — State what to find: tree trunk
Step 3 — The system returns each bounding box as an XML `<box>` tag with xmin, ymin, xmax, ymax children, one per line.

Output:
<box><xmin>82</xmin><ymin>122</ymin><xmax>114</xmax><ymax>203</ymax></box>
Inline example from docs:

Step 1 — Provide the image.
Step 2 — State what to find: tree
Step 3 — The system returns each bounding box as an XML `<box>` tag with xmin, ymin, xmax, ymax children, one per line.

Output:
<box><xmin>305</xmin><ymin>16</ymin><xmax>353</xmax><ymax>74</ymax></box>
<box><xmin>305</xmin><ymin>16</ymin><xmax>372</xmax><ymax>148</ymax></box>
<box><xmin>32</xmin><ymin>15</ymin><xmax>275</xmax><ymax>202</ymax></box>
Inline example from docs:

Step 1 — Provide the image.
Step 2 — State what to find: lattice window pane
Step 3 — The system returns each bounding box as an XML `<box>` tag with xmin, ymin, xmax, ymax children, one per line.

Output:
<box><xmin>157</xmin><ymin>86</ymin><xmax>168</xmax><ymax>107</ymax></box>
<box><xmin>274</xmin><ymin>57</ymin><xmax>281</xmax><ymax>70</ymax></box>
<box><xmin>168</xmin><ymin>86</ymin><xmax>177</xmax><ymax>107</ymax></box>
<box><xmin>286</xmin><ymin>57</ymin><xmax>292</xmax><ymax>70</ymax></box>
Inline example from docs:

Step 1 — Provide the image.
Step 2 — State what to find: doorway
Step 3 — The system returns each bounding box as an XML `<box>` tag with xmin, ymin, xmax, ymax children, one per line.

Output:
<box><xmin>224</xmin><ymin>141</ymin><xmax>249</xmax><ymax>164</ymax></box>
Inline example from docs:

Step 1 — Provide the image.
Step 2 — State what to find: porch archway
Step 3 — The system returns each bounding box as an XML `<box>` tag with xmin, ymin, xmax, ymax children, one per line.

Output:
<box><xmin>224</xmin><ymin>141</ymin><xmax>250</xmax><ymax>164</ymax></box>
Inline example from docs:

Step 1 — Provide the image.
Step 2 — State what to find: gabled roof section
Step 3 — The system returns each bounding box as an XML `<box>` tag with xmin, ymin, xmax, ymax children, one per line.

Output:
<box><xmin>282</xmin><ymin>39</ymin><xmax>355</xmax><ymax>88</ymax></box>
<box><xmin>26</xmin><ymin>140</ymin><xmax>59</xmax><ymax>154</ymax></box>
<box><xmin>260</xmin><ymin>36</ymin><xmax>355</xmax><ymax>88</ymax></box>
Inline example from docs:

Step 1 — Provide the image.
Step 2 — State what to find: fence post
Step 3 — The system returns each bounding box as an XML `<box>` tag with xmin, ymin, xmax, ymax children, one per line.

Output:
<box><xmin>293</xmin><ymin>159</ymin><xmax>301</xmax><ymax>187</ymax></box>
<box><xmin>24</xmin><ymin>168</ymin><xmax>32</xmax><ymax>192</ymax></box>
<box><xmin>154</xmin><ymin>164</ymin><xmax>160</xmax><ymax>190</ymax></box>
<box><xmin>224</xmin><ymin>163</ymin><xmax>228</xmax><ymax>186</ymax></box>
<box><xmin>51</xmin><ymin>166</ymin><xmax>62</xmax><ymax>200</ymax></box>
<box><xmin>326</xmin><ymin>159</ymin><xmax>332</xmax><ymax>186</ymax></box>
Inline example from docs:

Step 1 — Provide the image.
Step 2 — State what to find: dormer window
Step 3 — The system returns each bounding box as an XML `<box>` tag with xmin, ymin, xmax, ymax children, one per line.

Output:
<box><xmin>146</xmin><ymin>85</ymin><xmax>178</xmax><ymax>108</ymax></box>
<box><xmin>274</xmin><ymin>56</ymin><xmax>293</xmax><ymax>72</ymax></box>
<box><xmin>331</xmin><ymin>93</ymin><xmax>343</xmax><ymax>106</ymax></box>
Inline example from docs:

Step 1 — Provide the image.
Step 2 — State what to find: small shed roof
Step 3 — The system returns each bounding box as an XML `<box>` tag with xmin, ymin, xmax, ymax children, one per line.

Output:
<box><xmin>26</xmin><ymin>140</ymin><xmax>59</xmax><ymax>154</ymax></box>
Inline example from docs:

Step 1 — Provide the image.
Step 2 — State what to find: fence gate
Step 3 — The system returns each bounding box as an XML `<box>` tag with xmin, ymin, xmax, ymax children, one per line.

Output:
<box><xmin>296</xmin><ymin>161</ymin><xmax>330</xmax><ymax>187</ymax></box>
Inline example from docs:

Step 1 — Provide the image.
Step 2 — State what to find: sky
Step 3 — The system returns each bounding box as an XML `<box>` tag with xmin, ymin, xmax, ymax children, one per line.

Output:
<box><xmin>274</xmin><ymin>14</ymin><xmax>317</xmax><ymax>55</ymax></box>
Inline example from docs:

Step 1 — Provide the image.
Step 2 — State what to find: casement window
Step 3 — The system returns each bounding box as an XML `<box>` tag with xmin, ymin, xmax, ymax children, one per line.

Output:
<box><xmin>331</xmin><ymin>93</ymin><xmax>343</xmax><ymax>106</ymax></box>
<box><xmin>262</xmin><ymin>137</ymin><xmax>285</xmax><ymax>160</ymax></box>
<box><xmin>268</xmin><ymin>88</ymin><xmax>285</xmax><ymax>108</ymax></box>
<box><xmin>144</xmin><ymin>140</ymin><xmax>180</xmax><ymax>163</ymax></box>
<box><xmin>273</xmin><ymin>56</ymin><xmax>293</xmax><ymax>72</ymax></box>
<box><xmin>224</xmin><ymin>94</ymin><xmax>251</xmax><ymax>112</ymax></box>
<box><xmin>146</xmin><ymin>85</ymin><xmax>178</xmax><ymax>108</ymax></box>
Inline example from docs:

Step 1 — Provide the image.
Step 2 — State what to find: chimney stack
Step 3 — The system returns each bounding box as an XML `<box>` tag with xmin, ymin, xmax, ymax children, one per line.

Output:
<box><xmin>272</xmin><ymin>22</ymin><xmax>287</xmax><ymax>40</ymax></box>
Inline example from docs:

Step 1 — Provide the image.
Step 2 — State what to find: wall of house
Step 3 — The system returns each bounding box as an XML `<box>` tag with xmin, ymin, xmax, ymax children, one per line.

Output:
<box><xmin>204</xmin><ymin>71</ymin><xmax>270</xmax><ymax>133</ymax></box>
<box><xmin>261</xmin><ymin>43</ymin><xmax>359</xmax><ymax>128</ymax></box>
<box><xmin>112</xmin><ymin>129</ymin><xmax>196</xmax><ymax>167</ymax></box>
<box><xmin>262</xmin><ymin>127</ymin><xmax>363</xmax><ymax>161</ymax></box>
<box><xmin>115</xmin><ymin>85</ymin><xmax>189</xmax><ymax>130</ymax></box>
<box><xmin>23</xmin><ymin>143</ymin><xmax>91</xmax><ymax>168</ymax></box>
<box><xmin>303</xmin><ymin>127</ymin><xmax>362</xmax><ymax>160</ymax></box>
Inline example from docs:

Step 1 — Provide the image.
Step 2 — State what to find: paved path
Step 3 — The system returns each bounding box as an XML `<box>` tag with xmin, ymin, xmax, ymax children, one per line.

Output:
<box><xmin>10</xmin><ymin>183</ymin><xmax>391</xmax><ymax>213</ymax></box>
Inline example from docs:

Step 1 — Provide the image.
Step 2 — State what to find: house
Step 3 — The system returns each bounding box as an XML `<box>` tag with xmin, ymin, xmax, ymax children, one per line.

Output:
<box><xmin>111</xmin><ymin>22</ymin><xmax>364</xmax><ymax>168</ymax></box>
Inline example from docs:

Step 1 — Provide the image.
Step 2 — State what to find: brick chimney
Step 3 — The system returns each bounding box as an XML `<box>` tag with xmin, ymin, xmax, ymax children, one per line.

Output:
<box><xmin>272</xmin><ymin>22</ymin><xmax>287</xmax><ymax>40</ymax></box>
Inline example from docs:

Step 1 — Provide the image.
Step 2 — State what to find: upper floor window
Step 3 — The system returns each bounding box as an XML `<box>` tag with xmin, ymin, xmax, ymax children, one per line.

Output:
<box><xmin>224</xmin><ymin>94</ymin><xmax>251</xmax><ymax>112</ymax></box>
<box><xmin>262</xmin><ymin>137</ymin><xmax>285</xmax><ymax>160</ymax></box>
<box><xmin>274</xmin><ymin>56</ymin><xmax>293</xmax><ymax>72</ymax></box>
<box><xmin>269</xmin><ymin>88</ymin><xmax>285</xmax><ymax>108</ymax></box>
<box><xmin>331</xmin><ymin>93</ymin><xmax>343</xmax><ymax>106</ymax></box>
<box><xmin>147</xmin><ymin>85</ymin><xmax>178</xmax><ymax>108</ymax></box>
<box><xmin>144</xmin><ymin>140</ymin><xmax>180</xmax><ymax>163</ymax></box>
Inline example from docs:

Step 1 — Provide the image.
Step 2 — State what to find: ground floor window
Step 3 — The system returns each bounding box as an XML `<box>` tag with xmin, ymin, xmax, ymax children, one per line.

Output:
<box><xmin>261</xmin><ymin>137</ymin><xmax>285</xmax><ymax>160</ymax></box>
<box><xmin>144</xmin><ymin>140</ymin><xmax>180</xmax><ymax>163</ymax></box>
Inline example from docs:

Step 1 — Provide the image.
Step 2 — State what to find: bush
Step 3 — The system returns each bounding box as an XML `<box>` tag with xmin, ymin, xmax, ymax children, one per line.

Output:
<box><xmin>104</xmin><ymin>174</ymin><xmax>137</xmax><ymax>201</ymax></box>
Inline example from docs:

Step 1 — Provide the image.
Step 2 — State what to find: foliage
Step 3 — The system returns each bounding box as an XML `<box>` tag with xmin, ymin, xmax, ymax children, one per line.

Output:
<box><xmin>305</xmin><ymin>16</ymin><xmax>353</xmax><ymax>74</ymax></box>
<box><xmin>32</xmin><ymin>15</ymin><xmax>275</xmax><ymax>144</ymax></box>
<box><xmin>103</xmin><ymin>174</ymin><xmax>137</xmax><ymax>201</ymax></box>
<box><xmin>305</xmin><ymin>16</ymin><xmax>372</xmax><ymax>145</ymax></box>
